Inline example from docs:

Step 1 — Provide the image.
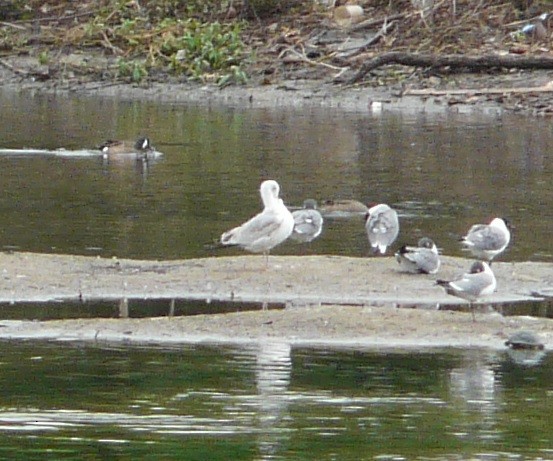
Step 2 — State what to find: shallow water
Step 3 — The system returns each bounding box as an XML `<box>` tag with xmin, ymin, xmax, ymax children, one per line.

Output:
<box><xmin>0</xmin><ymin>89</ymin><xmax>551</xmax><ymax>262</ymax></box>
<box><xmin>0</xmin><ymin>342</ymin><xmax>551</xmax><ymax>460</ymax></box>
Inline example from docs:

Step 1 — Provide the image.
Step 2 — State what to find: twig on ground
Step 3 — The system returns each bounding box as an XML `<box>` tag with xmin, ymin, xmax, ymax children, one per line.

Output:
<box><xmin>279</xmin><ymin>46</ymin><xmax>347</xmax><ymax>71</ymax></box>
<box><xmin>0</xmin><ymin>21</ymin><xmax>27</xmax><ymax>30</ymax></box>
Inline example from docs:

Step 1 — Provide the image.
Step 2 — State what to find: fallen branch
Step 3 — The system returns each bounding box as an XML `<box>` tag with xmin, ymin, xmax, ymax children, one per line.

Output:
<box><xmin>279</xmin><ymin>46</ymin><xmax>347</xmax><ymax>71</ymax></box>
<box><xmin>350</xmin><ymin>13</ymin><xmax>405</xmax><ymax>32</ymax></box>
<box><xmin>0</xmin><ymin>21</ymin><xmax>27</xmax><ymax>30</ymax></box>
<box><xmin>349</xmin><ymin>52</ymin><xmax>553</xmax><ymax>84</ymax></box>
<box><xmin>343</xmin><ymin>20</ymin><xmax>398</xmax><ymax>60</ymax></box>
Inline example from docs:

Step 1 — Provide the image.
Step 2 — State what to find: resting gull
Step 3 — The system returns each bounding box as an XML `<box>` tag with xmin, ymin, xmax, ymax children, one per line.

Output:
<box><xmin>365</xmin><ymin>203</ymin><xmax>400</xmax><ymax>255</ymax></box>
<box><xmin>290</xmin><ymin>199</ymin><xmax>324</xmax><ymax>243</ymax></box>
<box><xmin>220</xmin><ymin>180</ymin><xmax>294</xmax><ymax>263</ymax></box>
<box><xmin>395</xmin><ymin>237</ymin><xmax>440</xmax><ymax>274</ymax></box>
<box><xmin>436</xmin><ymin>261</ymin><xmax>497</xmax><ymax>321</ymax></box>
<box><xmin>460</xmin><ymin>217</ymin><xmax>511</xmax><ymax>263</ymax></box>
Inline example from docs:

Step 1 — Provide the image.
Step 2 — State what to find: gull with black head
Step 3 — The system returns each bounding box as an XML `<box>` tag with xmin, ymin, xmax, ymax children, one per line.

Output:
<box><xmin>395</xmin><ymin>237</ymin><xmax>440</xmax><ymax>274</ymax></box>
<box><xmin>436</xmin><ymin>261</ymin><xmax>497</xmax><ymax>321</ymax></box>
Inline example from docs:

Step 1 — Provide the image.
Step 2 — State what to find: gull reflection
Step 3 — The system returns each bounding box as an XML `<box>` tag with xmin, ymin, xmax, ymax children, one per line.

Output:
<box><xmin>449</xmin><ymin>351</ymin><xmax>501</xmax><ymax>441</ymax></box>
<box><xmin>254</xmin><ymin>341</ymin><xmax>292</xmax><ymax>460</ymax></box>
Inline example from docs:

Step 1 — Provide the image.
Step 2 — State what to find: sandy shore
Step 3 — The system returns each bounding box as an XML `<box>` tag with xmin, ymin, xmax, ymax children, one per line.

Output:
<box><xmin>0</xmin><ymin>252</ymin><xmax>551</xmax><ymax>349</ymax></box>
<box><xmin>1</xmin><ymin>252</ymin><xmax>552</xmax><ymax>305</ymax></box>
<box><xmin>0</xmin><ymin>305</ymin><xmax>551</xmax><ymax>351</ymax></box>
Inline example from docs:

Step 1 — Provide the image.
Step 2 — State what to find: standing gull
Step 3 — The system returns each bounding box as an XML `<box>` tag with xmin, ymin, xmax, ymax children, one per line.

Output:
<box><xmin>290</xmin><ymin>199</ymin><xmax>324</xmax><ymax>243</ymax></box>
<box><xmin>220</xmin><ymin>180</ymin><xmax>294</xmax><ymax>263</ymax></box>
<box><xmin>395</xmin><ymin>237</ymin><xmax>440</xmax><ymax>274</ymax></box>
<box><xmin>460</xmin><ymin>217</ymin><xmax>511</xmax><ymax>263</ymax></box>
<box><xmin>365</xmin><ymin>203</ymin><xmax>400</xmax><ymax>255</ymax></box>
<box><xmin>436</xmin><ymin>261</ymin><xmax>497</xmax><ymax>321</ymax></box>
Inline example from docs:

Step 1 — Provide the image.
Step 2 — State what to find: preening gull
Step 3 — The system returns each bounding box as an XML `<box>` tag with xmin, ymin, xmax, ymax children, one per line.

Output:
<box><xmin>365</xmin><ymin>203</ymin><xmax>400</xmax><ymax>255</ymax></box>
<box><xmin>460</xmin><ymin>217</ymin><xmax>511</xmax><ymax>263</ymax></box>
<box><xmin>220</xmin><ymin>180</ymin><xmax>294</xmax><ymax>262</ymax></box>
<box><xmin>290</xmin><ymin>199</ymin><xmax>324</xmax><ymax>243</ymax></box>
<box><xmin>395</xmin><ymin>237</ymin><xmax>440</xmax><ymax>274</ymax></box>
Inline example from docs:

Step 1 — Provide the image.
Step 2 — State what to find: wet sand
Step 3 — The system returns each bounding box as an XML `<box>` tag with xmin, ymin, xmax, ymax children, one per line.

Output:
<box><xmin>1</xmin><ymin>303</ymin><xmax>552</xmax><ymax>350</ymax></box>
<box><xmin>0</xmin><ymin>252</ymin><xmax>551</xmax><ymax>349</ymax></box>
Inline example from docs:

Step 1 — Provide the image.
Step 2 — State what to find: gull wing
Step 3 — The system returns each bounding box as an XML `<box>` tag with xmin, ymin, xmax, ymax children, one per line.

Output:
<box><xmin>221</xmin><ymin>208</ymin><xmax>285</xmax><ymax>248</ymax></box>
<box><xmin>465</xmin><ymin>225</ymin><xmax>508</xmax><ymax>250</ymax></box>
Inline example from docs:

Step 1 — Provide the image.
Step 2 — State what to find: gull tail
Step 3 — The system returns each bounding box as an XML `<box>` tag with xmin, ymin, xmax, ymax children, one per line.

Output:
<box><xmin>204</xmin><ymin>239</ymin><xmax>237</xmax><ymax>251</ymax></box>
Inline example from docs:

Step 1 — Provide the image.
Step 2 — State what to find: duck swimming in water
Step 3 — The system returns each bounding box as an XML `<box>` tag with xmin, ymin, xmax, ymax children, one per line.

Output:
<box><xmin>99</xmin><ymin>137</ymin><xmax>154</xmax><ymax>159</ymax></box>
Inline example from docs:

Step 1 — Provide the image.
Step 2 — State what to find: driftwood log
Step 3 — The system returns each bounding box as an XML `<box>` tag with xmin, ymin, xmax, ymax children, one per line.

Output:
<box><xmin>349</xmin><ymin>52</ymin><xmax>553</xmax><ymax>84</ymax></box>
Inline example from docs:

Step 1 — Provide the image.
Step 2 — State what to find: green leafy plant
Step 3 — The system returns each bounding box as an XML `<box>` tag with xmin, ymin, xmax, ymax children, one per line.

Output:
<box><xmin>117</xmin><ymin>59</ymin><xmax>148</xmax><ymax>83</ymax></box>
<box><xmin>161</xmin><ymin>19</ymin><xmax>248</xmax><ymax>83</ymax></box>
<box><xmin>38</xmin><ymin>50</ymin><xmax>49</xmax><ymax>65</ymax></box>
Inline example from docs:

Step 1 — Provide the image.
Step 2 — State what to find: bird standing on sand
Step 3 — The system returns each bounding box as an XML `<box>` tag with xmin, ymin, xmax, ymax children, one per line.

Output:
<box><xmin>365</xmin><ymin>203</ymin><xmax>400</xmax><ymax>255</ymax></box>
<box><xmin>220</xmin><ymin>180</ymin><xmax>294</xmax><ymax>263</ymax></box>
<box><xmin>395</xmin><ymin>237</ymin><xmax>440</xmax><ymax>274</ymax></box>
<box><xmin>460</xmin><ymin>217</ymin><xmax>511</xmax><ymax>263</ymax></box>
<box><xmin>436</xmin><ymin>261</ymin><xmax>497</xmax><ymax>321</ymax></box>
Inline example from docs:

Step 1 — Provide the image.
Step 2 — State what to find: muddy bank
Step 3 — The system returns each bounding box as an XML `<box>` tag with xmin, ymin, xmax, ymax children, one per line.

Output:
<box><xmin>3</xmin><ymin>53</ymin><xmax>553</xmax><ymax>115</ymax></box>
<box><xmin>0</xmin><ymin>73</ymin><xmax>528</xmax><ymax>115</ymax></box>
<box><xmin>0</xmin><ymin>251</ymin><xmax>552</xmax><ymax>349</ymax></box>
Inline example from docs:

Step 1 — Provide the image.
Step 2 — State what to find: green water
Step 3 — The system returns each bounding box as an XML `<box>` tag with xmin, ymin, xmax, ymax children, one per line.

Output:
<box><xmin>0</xmin><ymin>89</ymin><xmax>551</xmax><ymax>261</ymax></box>
<box><xmin>0</xmin><ymin>343</ymin><xmax>551</xmax><ymax>460</ymax></box>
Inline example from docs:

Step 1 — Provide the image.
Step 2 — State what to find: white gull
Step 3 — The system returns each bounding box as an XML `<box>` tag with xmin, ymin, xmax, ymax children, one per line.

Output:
<box><xmin>220</xmin><ymin>180</ymin><xmax>294</xmax><ymax>260</ymax></box>
<box><xmin>365</xmin><ymin>203</ymin><xmax>400</xmax><ymax>255</ymax></box>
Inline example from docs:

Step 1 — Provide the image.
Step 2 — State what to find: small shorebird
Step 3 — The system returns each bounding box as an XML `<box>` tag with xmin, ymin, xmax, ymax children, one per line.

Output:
<box><xmin>220</xmin><ymin>179</ymin><xmax>294</xmax><ymax>265</ymax></box>
<box><xmin>395</xmin><ymin>237</ymin><xmax>440</xmax><ymax>274</ymax></box>
<box><xmin>290</xmin><ymin>199</ymin><xmax>323</xmax><ymax>243</ymax></box>
<box><xmin>365</xmin><ymin>203</ymin><xmax>400</xmax><ymax>255</ymax></box>
<box><xmin>436</xmin><ymin>261</ymin><xmax>497</xmax><ymax>321</ymax></box>
<box><xmin>99</xmin><ymin>137</ymin><xmax>154</xmax><ymax>159</ymax></box>
<box><xmin>460</xmin><ymin>217</ymin><xmax>511</xmax><ymax>263</ymax></box>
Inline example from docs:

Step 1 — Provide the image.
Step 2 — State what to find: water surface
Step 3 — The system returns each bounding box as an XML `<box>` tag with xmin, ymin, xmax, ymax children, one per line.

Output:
<box><xmin>0</xmin><ymin>342</ymin><xmax>551</xmax><ymax>460</ymax></box>
<box><xmin>0</xmin><ymin>89</ymin><xmax>551</xmax><ymax>261</ymax></box>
